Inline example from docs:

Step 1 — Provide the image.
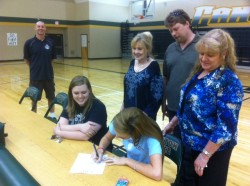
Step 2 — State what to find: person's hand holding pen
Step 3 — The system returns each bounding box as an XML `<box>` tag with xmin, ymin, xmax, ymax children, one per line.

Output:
<box><xmin>92</xmin><ymin>143</ymin><xmax>104</xmax><ymax>163</ymax></box>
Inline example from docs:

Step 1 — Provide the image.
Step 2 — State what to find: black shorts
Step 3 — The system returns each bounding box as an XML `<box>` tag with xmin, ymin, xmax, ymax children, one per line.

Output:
<box><xmin>30</xmin><ymin>80</ymin><xmax>55</xmax><ymax>100</ymax></box>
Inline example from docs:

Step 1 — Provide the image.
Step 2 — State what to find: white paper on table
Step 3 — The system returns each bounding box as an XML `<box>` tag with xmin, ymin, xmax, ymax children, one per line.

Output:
<box><xmin>70</xmin><ymin>153</ymin><xmax>107</xmax><ymax>174</ymax></box>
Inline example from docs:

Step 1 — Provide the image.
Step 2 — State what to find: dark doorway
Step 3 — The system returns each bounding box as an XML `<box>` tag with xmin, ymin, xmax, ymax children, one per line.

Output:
<box><xmin>47</xmin><ymin>34</ymin><xmax>64</xmax><ymax>59</ymax></box>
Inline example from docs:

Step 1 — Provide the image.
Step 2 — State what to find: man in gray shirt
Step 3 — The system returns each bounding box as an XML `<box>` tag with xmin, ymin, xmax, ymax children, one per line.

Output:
<box><xmin>162</xmin><ymin>9</ymin><xmax>200</xmax><ymax>139</ymax></box>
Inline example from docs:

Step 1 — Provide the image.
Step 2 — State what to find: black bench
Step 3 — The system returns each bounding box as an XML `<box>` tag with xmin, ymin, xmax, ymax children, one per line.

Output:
<box><xmin>0</xmin><ymin>145</ymin><xmax>40</xmax><ymax>186</ymax></box>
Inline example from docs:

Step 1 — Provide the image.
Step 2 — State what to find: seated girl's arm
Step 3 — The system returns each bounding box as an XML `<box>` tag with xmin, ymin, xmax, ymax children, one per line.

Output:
<box><xmin>60</xmin><ymin>121</ymin><xmax>101</xmax><ymax>133</ymax></box>
<box><xmin>126</xmin><ymin>154</ymin><xmax>163</xmax><ymax>181</ymax></box>
<box><xmin>93</xmin><ymin>131</ymin><xmax>115</xmax><ymax>163</ymax></box>
<box><xmin>54</xmin><ymin>117</ymin><xmax>101</xmax><ymax>140</ymax></box>
<box><xmin>53</xmin><ymin>117</ymin><xmax>68</xmax><ymax>135</ymax></box>
<box><xmin>106</xmin><ymin>154</ymin><xmax>163</xmax><ymax>181</ymax></box>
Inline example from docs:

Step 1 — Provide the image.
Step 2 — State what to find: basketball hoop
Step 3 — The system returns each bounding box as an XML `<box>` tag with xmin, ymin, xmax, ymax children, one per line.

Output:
<box><xmin>130</xmin><ymin>0</ymin><xmax>155</xmax><ymax>22</ymax></box>
<box><xmin>138</xmin><ymin>15</ymin><xmax>144</xmax><ymax>19</ymax></box>
<box><xmin>132</xmin><ymin>14</ymin><xmax>144</xmax><ymax>25</ymax></box>
<box><xmin>133</xmin><ymin>15</ymin><xmax>144</xmax><ymax>20</ymax></box>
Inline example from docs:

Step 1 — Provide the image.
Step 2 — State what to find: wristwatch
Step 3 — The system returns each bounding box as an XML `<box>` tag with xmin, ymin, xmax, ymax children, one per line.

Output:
<box><xmin>202</xmin><ymin>149</ymin><xmax>211</xmax><ymax>158</ymax></box>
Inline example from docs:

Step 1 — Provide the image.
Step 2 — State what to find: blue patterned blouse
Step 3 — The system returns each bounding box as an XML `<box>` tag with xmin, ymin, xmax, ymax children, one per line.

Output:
<box><xmin>177</xmin><ymin>67</ymin><xmax>244</xmax><ymax>151</ymax></box>
<box><xmin>124</xmin><ymin>59</ymin><xmax>163</xmax><ymax>120</ymax></box>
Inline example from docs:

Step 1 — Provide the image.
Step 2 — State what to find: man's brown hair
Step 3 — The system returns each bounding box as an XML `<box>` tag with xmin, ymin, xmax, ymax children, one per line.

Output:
<box><xmin>164</xmin><ymin>9</ymin><xmax>192</xmax><ymax>28</ymax></box>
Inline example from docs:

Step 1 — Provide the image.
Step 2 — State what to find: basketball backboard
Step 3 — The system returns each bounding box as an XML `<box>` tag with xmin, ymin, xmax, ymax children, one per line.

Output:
<box><xmin>130</xmin><ymin>0</ymin><xmax>155</xmax><ymax>21</ymax></box>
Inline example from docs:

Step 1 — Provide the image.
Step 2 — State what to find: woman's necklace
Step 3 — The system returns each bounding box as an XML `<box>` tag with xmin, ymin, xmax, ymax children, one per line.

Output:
<box><xmin>138</xmin><ymin>62</ymin><xmax>144</xmax><ymax>67</ymax></box>
<box><xmin>135</xmin><ymin>58</ymin><xmax>150</xmax><ymax>72</ymax></box>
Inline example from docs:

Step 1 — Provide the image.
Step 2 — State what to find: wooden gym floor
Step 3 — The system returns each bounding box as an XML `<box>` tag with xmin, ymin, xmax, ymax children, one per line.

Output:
<box><xmin>0</xmin><ymin>59</ymin><xmax>249</xmax><ymax>185</ymax></box>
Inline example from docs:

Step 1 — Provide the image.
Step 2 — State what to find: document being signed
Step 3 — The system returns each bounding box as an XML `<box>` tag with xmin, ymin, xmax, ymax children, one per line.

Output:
<box><xmin>70</xmin><ymin>153</ymin><xmax>107</xmax><ymax>174</ymax></box>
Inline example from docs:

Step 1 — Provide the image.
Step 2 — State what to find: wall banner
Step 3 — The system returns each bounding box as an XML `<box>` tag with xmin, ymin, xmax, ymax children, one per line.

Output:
<box><xmin>192</xmin><ymin>6</ymin><xmax>250</xmax><ymax>27</ymax></box>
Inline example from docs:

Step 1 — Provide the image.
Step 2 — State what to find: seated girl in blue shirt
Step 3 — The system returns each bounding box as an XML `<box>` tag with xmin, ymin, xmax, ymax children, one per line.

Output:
<box><xmin>93</xmin><ymin>107</ymin><xmax>164</xmax><ymax>181</ymax></box>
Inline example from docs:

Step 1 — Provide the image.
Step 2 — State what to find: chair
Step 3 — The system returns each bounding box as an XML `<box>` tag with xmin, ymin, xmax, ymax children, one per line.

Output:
<box><xmin>19</xmin><ymin>86</ymin><xmax>40</xmax><ymax>112</ymax></box>
<box><xmin>163</xmin><ymin>134</ymin><xmax>183</xmax><ymax>186</ymax></box>
<box><xmin>112</xmin><ymin>144</ymin><xmax>127</xmax><ymax>157</ymax></box>
<box><xmin>44</xmin><ymin>92</ymin><xmax>68</xmax><ymax>123</ymax></box>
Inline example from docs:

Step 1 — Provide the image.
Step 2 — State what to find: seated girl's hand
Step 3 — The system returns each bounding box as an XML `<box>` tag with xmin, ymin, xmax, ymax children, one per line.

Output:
<box><xmin>105</xmin><ymin>156</ymin><xmax>126</xmax><ymax>166</ymax></box>
<box><xmin>91</xmin><ymin>149</ymin><xmax>104</xmax><ymax>163</ymax></box>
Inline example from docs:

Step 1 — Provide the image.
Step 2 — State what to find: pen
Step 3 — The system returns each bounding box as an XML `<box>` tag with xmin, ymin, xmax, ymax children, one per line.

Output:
<box><xmin>93</xmin><ymin>143</ymin><xmax>99</xmax><ymax>158</ymax></box>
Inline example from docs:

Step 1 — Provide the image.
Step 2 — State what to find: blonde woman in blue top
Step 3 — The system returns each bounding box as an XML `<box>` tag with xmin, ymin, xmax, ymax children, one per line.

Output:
<box><xmin>163</xmin><ymin>29</ymin><xmax>244</xmax><ymax>186</ymax></box>
<box><xmin>122</xmin><ymin>32</ymin><xmax>163</xmax><ymax>121</ymax></box>
<box><xmin>93</xmin><ymin>107</ymin><xmax>164</xmax><ymax>181</ymax></box>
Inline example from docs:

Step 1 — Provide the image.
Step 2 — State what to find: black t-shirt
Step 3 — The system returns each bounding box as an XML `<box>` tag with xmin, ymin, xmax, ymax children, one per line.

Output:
<box><xmin>61</xmin><ymin>98</ymin><xmax>109</xmax><ymax>147</ymax></box>
<box><xmin>23</xmin><ymin>36</ymin><xmax>56</xmax><ymax>81</ymax></box>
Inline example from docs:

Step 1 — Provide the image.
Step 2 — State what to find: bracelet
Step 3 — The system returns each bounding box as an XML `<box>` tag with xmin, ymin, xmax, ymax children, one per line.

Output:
<box><xmin>98</xmin><ymin>147</ymin><xmax>105</xmax><ymax>152</ymax></box>
<box><xmin>202</xmin><ymin>149</ymin><xmax>211</xmax><ymax>158</ymax></box>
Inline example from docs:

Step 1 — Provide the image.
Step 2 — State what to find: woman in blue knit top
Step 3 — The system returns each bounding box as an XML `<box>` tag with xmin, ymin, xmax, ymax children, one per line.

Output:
<box><xmin>163</xmin><ymin>29</ymin><xmax>244</xmax><ymax>186</ymax></box>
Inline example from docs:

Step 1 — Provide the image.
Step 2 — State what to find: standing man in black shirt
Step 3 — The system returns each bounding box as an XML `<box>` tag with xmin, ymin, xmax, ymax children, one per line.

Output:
<box><xmin>24</xmin><ymin>21</ymin><xmax>56</xmax><ymax>118</ymax></box>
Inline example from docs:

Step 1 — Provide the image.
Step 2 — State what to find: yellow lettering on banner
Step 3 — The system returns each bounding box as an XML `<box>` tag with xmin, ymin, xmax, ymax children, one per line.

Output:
<box><xmin>192</xmin><ymin>6</ymin><xmax>250</xmax><ymax>27</ymax></box>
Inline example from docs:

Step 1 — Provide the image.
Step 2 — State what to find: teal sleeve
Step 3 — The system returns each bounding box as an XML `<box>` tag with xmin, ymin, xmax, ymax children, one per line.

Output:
<box><xmin>108</xmin><ymin>121</ymin><xmax>116</xmax><ymax>136</ymax></box>
<box><xmin>148</xmin><ymin>138</ymin><xmax>162</xmax><ymax>156</ymax></box>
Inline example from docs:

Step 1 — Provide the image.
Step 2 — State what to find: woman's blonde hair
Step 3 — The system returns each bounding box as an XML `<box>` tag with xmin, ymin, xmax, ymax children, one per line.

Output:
<box><xmin>189</xmin><ymin>29</ymin><xmax>237</xmax><ymax>78</ymax></box>
<box><xmin>131</xmin><ymin>31</ymin><xmax>153</xmax><ymax>57</ymax></box>
<box><xmin>113</xmin><ymin>107</ymin><xmax>164</xmax><ymax>161</ymax></box>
